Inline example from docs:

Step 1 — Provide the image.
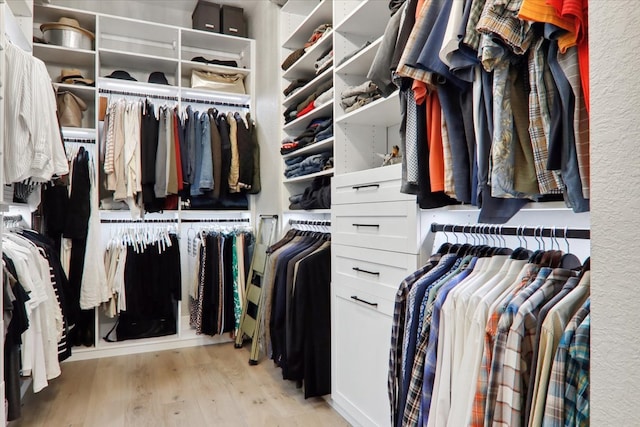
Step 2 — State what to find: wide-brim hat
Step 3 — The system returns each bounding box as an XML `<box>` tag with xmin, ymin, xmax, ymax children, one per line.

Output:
<box><xmin>105</xmin><ymin>70</ymin><xmax>137</xmax><ymax>81</ymax></box>
<box><xmin>58</xmin><ymin>68</ymin><xmax>94</xmax><ymax>86</ymax></box>
<box><xmin>40</xmin><ymin>17</ymin><xmax>95</xmax><ymax>40</ymax></box>
<box><xmin>148</xmin><ymin>71</ymin><xmax>169</xmax><ymax>85</ymax></box>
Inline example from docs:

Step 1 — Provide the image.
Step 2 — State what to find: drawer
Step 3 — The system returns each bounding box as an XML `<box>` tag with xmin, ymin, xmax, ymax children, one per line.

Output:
<box><xmin>333</xmin><ymin>244</ymin><xmax>418</xmax><ymax>291</ymax></box>
<box><xmin>332</xmin><ymin>201</ymin><xmax>419</xmax><ymax>253</ymax></box>
<box><xmin>333</xmin><ymin>282</ymin><xmax>395</xmax><ymax>317</ymax></box>
<box><xmin>332</xmin><ymin>285</ymin><xmax>393</xmax><ymax>426</ymax></box>
<box><xmin>332</xmin><ymin>164</ymin><xmax>415</xmax><ymax>205</ymax></box>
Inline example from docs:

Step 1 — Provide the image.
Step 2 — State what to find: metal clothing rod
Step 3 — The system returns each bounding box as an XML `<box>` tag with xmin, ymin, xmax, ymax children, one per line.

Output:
<box><xmin>100</xmin><ymin>218</ymin><xmax>178</xmax><ymax>224</ymax></box>
<box><xmin>289</xmin><ymin>219</ymin><xmax>331</xmax><ymax>226</ymax></box>
<box><xmin>99</xmin><ymin>88</ymin><xmax>179</xmax><ymax>101</ymax></box>
<box><xmin>181</xmin><ymin>218</ymin><xmax>250</xmax><ymax>223</ymax></box>
<box><xmin>64</xmin><ymin>138</ymin><xmax>96</xmax><ymax>144</ymax></box>
<box><xmin>180</xmin><ymin>97</ymin><xmax>250</xmax><ymax>109</ymax></box>
<box><xmin>430</xmin><ymin>223</ymin><xmax>590</xmax><ymax>240</ymax></box>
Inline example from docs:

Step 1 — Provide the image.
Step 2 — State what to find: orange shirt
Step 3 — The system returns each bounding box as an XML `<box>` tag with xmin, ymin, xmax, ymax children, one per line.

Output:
<box><xmin>427</xmin><ymin>91</ymin><xmax>445</xmax><ymax>192</ymax></box>
<box><xmin>518</xmin><ymin>0</ymin><xmax>589</xmax><ymax>111</ymax></box>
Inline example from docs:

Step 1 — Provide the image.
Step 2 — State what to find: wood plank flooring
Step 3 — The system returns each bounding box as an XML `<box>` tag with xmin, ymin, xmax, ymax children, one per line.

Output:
<box><xmin>11</xmin><ymin>343</ymin><xmax>349</xmax><ymax>427</ymax></box>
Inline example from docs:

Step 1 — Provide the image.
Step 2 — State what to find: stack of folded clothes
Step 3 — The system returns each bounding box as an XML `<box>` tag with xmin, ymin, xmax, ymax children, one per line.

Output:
<box><xmin>282</xmin><ymin>80</ymin><xmax>333</xmax><ymax>124</ymax></box>
<box><xmin>283</xmin><ymin>79</ymin><xmax>309</xmax><ymax>98</ymax></box>
<box><xmin>289</xmin><ymin>176</ymin><xmax>331</xmax><ymax>210</ymax></box>
<box><xmin>340</xmin><ymin>80</ymin><xmax>382</xmax><ymax>113</ymax></box>
<box><xmin>314</xmin><ymin>46</ymin><xmax>333</xmax><ymax>75</ymax></box>
<box><xmin>281</xmin><ymin>117</ymin><xmax>333</xmax><ymax>155</ymax></box>
<box><xmin>281</xmin><ymin>23</ymin><xmax>332</xmax><ymax>71</ymax></box>
<box><xmin>284</xmin><ymin>150</ymin><xmax>333</xmax><ymax>179</ymax></box>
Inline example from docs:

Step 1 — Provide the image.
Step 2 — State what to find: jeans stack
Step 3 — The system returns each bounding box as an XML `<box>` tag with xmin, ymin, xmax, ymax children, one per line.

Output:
<box><xmin>284</xmin><ymin>150</ymin><xmax>332</xmax><ymax>179</ymax></box>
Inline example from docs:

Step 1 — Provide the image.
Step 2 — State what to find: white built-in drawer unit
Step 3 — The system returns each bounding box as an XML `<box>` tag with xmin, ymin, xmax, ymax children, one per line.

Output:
<box><xmin>333</xmin><ymin>164</ymin><xmax>414</xmax><ymax>205</ymax></box>
<box><xmin>332</xmin><ymin>200</ymin><xmax>419</xmax><ymax>254</ymax></box>
<box><xmin>333</xmin><ymin>244</ymin><xmax>418</xmax><ymax>293</ymax></box>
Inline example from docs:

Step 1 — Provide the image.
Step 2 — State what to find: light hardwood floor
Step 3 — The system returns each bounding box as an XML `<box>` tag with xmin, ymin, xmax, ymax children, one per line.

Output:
<box><xmin>11</xmin><ymin>343</ymin><xmax>349</xmax><ymax>426</ymax></box>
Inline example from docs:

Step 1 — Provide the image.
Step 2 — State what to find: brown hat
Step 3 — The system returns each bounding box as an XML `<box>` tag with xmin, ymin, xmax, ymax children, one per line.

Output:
<box><xmin>40</xmin><ymin>17</ymin><xmax>95</xmax><ymax>40</ymax></box>
<box><xmin>58</xmin><ymin>68</ymin><xmax>94</xmax><ymax>86</ymax></box>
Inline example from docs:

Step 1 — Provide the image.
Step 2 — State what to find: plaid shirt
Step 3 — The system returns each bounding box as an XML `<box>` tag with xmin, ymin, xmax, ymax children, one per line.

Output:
<box><xmin>565</xmin><ymin>313</ymin><xmax>590</xmax><ymax>427</ymax></box>
<box><xmin>543</xmin><ymin>300</ymin><xmax>590</xmax><ymax>427</ymax></box>
<box><xmin>389</xmin><ymin>255</ymin><xmax>440</xmax><ymax>427</ymax></box>
<box><xmin>470</xmin><ymin>264</ymin><xmax>538</xmax><ymax>427</ymax></box>
<box><xmin>493</xmin><ymin>269</ymin><xmax>572</xmax><ymax>426</ymax></box>
<box><xmin>477</xmin><ymin>0</ymin><xmax>535</xmax><ymax>55</ymax></box>
<box><xmin>528</xmin><ymin>37</ymin><xmax>563</xmax><ymax>194</ymax></box>
<box><xmin>401</xmin><ymin>258</ymin><xmax>475</xmax><ymax>426</ymax></box>
<box><xmin>462</xmin><ymin>0</ymin><xmax>488</xmax><ymax>52</ymax></box>
<box><xmin>485</xmin><ymin>267</ymin><xmax>552</xmax><ymax>426</ymax></box>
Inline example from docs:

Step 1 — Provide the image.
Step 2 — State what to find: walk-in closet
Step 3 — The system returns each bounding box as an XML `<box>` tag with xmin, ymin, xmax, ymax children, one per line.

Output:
<box><xmin>0</xmin><ymin>0</ymin><xmax>635</xmax><ymax>426</ymax></box>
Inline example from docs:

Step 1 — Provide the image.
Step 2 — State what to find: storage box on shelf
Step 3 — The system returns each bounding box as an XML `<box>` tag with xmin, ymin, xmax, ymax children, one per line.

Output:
<box><xmin>192</xmin><ymin>0</ymin><xmax>221</xmax><ymax>33</ymax></box>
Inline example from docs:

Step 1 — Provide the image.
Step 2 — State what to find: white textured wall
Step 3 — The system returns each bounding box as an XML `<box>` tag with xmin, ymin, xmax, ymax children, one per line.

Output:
<box><xmin>591</xmin><ymin>1</ymin><xmax>640</xmax><ymax>424</ymax></box>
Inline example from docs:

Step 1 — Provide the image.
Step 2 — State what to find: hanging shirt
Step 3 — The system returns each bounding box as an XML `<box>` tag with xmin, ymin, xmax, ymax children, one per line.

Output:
<box><xmin>493</xmin><ymin>268</ymin><xmax>574</xmax><ymax>427</ymax></box>
<box><xmin>542</xmin><ymin>299</ymin><xmax>590</xmax><ymax>426</ymax></box>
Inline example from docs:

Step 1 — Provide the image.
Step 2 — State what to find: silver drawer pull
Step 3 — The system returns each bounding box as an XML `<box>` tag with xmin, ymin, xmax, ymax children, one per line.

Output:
<box><xmin>352</xmin><ymin>223</ymin><xmax>380</xmax><ymax>228</ymax></box>
<box><xmin>352</xmin><ymin>267</ymin><xmax>380</xmax><ymax>276</ymax></box>
<box><xmin>350</xmin><ymin>295</ymin><xmax>378</xmax><ymax>307</ymax></box>
<box><xmin>352</xmin><ymin>184</ymin><xmax>380</xmax><ymax>190</ymax></box>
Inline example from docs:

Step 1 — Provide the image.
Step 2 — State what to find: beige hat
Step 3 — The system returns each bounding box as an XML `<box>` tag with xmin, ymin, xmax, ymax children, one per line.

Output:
<box><xmin>41</xmin><ymin>17</ymin><xmax>95</xmax><ymax>40</ymax></box>
<box><xmin>58</xmin><ymin>68</ymin><xmax>94</xmax><ymax>86</ymax></box>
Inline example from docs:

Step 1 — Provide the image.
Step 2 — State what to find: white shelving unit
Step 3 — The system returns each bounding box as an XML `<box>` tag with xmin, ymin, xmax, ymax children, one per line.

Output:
<box><xmin>279</xmin><ymin>0</ymin><xmax>333</xmax><ymax>215</ymax></box>
<box><xmin>29</xmin><ymin>3</ymin><xmax>257</xmax><ymax>360</ymax></box>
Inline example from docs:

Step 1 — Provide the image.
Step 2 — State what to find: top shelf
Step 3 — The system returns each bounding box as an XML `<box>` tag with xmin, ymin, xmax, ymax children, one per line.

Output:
<box><xmin>334</xmin><ymin>0</ymin><xmax>391</xmax><ymax>39</ymax></box>
<box><xmin>33</xmin><ymin>4</ymin><xmax>95</xmax><ymax>33</ymax></box>
<box><xmin>282</xmin><ymin>0</ymin><xmax>332</xmax><ymax>50</ymax></box>
<box><xmin>181</xmin><ymin>27</ymin><xmax>254</xmax><ymax>58</ymax></box>
<box><xmin>281</xmin><ymin>0</ymin><xmax>324</xmax><ymax>16</ymax></box>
